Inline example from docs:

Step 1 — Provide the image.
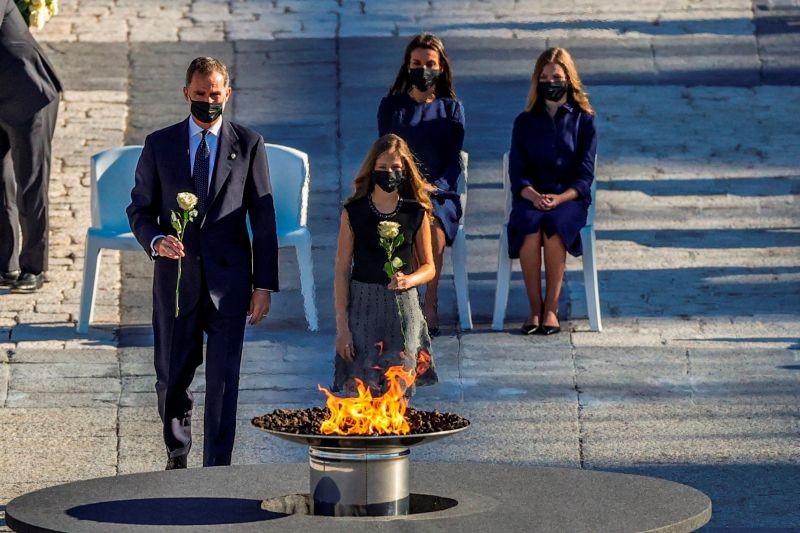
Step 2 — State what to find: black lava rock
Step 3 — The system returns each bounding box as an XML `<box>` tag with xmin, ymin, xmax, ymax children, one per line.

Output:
<box><xmin>252</xmin><ymin>407</ymin><xmax>469</xmax><ymax>435</ymax></box>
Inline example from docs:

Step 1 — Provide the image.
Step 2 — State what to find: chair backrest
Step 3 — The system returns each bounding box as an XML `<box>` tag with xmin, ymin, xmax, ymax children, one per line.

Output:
<box><xmin>502</xmin><ymin>151</ymin><xmax>597</xmax><ymax>226</ymax></box>
<box><xmin>265</xmin><ymin>143</ymin><xmax>309</xmax><ymax>233</ymax></box>
<box><xmin>91</xmin><ymin>145</ymin><xmax>143</xmax><ymax>232</ymax></box>
<box><xmin>457</xmin><ymin>151</ymin><xmax>468</xmax><ymax>223</ymax></box>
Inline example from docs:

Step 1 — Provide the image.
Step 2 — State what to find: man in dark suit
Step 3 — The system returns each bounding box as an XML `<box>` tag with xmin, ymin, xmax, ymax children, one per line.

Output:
<box><xmin>127</xmin><ymin>57</ymin><xmax>279</xmax><ymax>469</ymax></box>
<box><xmin>0</xmin><ymin>0</ymin><xmax>62</xmax><ymax>291</ymax></box>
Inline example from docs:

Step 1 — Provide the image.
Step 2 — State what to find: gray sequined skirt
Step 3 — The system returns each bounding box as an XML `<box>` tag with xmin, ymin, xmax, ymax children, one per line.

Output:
<box><xmin>333</xmin><ymin>280</ymin><xmax>438</xmax><ymax>396</ymax></box>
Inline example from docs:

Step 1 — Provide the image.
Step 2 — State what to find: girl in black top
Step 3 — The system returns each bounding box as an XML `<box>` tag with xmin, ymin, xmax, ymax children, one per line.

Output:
<box><xmin>333</xmin><ymin>134</ymin><xmax>439</xmax><ymax>396</ymax></box>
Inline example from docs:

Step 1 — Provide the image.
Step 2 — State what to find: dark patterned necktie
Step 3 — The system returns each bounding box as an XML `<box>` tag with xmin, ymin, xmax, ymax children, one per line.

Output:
<box><xmin>193</xmin><ymin>130</ymin><xmax>210</xmax><ymax>213</ymax></box>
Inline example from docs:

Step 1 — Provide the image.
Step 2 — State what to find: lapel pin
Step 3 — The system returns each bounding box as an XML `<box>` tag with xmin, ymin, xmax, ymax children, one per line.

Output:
<box><xmin>229</xmin><ymin>153</ymin><xmax>237</xmax><ymax>160</ymax></box>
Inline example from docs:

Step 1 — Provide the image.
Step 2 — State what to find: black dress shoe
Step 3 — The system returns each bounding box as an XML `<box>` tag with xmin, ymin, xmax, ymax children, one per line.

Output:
<box><xmin>539</xmin><ymin>325</ymin><xmax>561</xmax><ymax>335</ymax></box>
<box><xmin>10</xmin><ymin>272</ymin><xmax>44</xmax><ymax>293</ymax></box>
<box><xmin>166</xmin><ymin>455</ymin><xmax>188</xmax><ymax>470</ymax></box>
<box><xmin>520</xmin><ymin>323</ymin><xmax>541</xmax><ymax>335</ymax></box>
<box><xmin>0</xmin><ymin>270</ymin><xmax>20</xmax><ymax>287</ymax></box>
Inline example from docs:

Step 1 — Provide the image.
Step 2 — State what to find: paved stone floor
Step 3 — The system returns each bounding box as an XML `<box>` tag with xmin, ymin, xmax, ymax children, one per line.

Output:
<box><xmin>1</xmin><ymin>0</ymin><xmax>799</xmax><ymax>530</ymax></box>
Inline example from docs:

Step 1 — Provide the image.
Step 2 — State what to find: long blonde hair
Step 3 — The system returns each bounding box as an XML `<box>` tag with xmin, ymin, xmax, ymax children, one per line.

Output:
<box><xmin>525</xmin><ymin>48</ymin><xmax>594</xmax><ymax>114</ymax></box>
<box><xmin>346</xmin><ymin>134</ymin><xmax>432</xmax><ymax>214</ymax></box>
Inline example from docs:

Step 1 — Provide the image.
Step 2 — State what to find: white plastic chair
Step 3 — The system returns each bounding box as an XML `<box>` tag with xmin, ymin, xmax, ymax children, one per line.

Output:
<box><xmin>491</xmin><ymin>152</ymin><xmax>601</xmax><ymax>331</ymax></box>
<box><xmin>266</xmin><ymin>143</ymin><xmax>319</xmax><ymax>332</ymax></box>
<box><xmin>448</xmin><ymin>151</ymin><xmax>473</xmax><ymax>330</ymax></box>
<box><xmin>77</xmin><ymin>146</ymin><xmax>144</xmax><ymax>333</ymax></box>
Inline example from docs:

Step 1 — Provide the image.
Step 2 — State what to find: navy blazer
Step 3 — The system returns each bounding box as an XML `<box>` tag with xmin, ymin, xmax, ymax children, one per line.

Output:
<box><xmin>0</xmin><ymin>0</ymin><xmax>62</xmax><ymax>125</ymax></box>
<box><xmin>127</xmin><ymin>117</ymin><xmax>279</xmax><ymax>317</ymax></box>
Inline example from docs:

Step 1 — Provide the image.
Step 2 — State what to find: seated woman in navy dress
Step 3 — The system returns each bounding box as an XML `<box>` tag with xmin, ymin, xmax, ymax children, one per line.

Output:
<box><xmin>507</xmin><ymin>47</ymin><xmax>597</xmax><ymax>335</ymax></box>
<box><xmin>377</xmin><ymin>33</ymin><xmax>465</xmax><ymax>336</ymax></box>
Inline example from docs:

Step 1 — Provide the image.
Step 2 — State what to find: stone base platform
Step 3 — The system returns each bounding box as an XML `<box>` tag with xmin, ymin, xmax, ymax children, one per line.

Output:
<box><xmin>5</xmin><ymin>463</ymin><xmax>710</xmax><ymax>532</ymax></box>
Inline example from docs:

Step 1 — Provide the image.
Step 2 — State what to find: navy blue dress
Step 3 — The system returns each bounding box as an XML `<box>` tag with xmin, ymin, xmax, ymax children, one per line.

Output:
<box><xmin>378</xmin><ymin>93</ymin><xmax>465</xmax><ymax>245</ymax></box>
<box><xmin>507</xmin><ymin>101</ymin><xmax>597</xmax><ymax>258</ymax></box>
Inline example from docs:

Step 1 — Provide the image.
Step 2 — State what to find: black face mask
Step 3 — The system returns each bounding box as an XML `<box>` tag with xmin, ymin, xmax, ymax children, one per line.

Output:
<box><xmin>538</xmin><ymin>81</ymin><xmax>569</xmax><ymax>102</ymax></box>
<box><xmin>372</xmin><ymin>170</ymin><xmax>406</xmax><ymax>193</ymax></box>
<box><xmin>190</xmin><ymin>100</ymin><xmax>224</xmax><ymax>123</ymax></box>
<box><xmin>408</xmin><ymin>67</ymin><xmax>441</xmax><ymax>92</ymax></box>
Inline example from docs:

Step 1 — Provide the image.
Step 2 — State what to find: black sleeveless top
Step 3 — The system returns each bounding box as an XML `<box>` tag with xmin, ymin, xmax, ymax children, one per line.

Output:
<box><xmin>345</xmin><ymin>196</ymin><xmax>425</xmax><ymax>285</ymax></box>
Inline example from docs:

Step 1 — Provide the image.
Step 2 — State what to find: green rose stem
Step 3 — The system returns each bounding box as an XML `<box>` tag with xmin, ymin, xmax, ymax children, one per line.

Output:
<box><xmin>377</xmin><ymin>223</ymin><xmax>411</xmax><ymax>387</ymax></box>
<box><xmin>171</xmin><ymin>193</ymin><xmax>198</xmax><ymax>318</ymax></box>
<box><xmin>174</xmin><ymin>209</ymin><xmax>189</xmax><ymax>317</ymax></box>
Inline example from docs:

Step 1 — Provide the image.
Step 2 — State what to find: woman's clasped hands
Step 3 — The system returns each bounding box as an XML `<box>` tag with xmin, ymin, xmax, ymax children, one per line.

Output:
<box><xmin>531</xmin><ymin>190</ymin><xmax>562</xmax><ymax>211</ymax></box>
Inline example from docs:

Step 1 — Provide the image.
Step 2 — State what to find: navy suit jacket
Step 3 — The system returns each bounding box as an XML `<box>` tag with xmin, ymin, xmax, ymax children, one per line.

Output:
<box><xmin>0</xmin><ymin>0</ymin><xmax>62</xmax><ymax>125</ymax></box>
<box><xmin>127</xmin><ymin>117</ymin><xmax>279</xmax><ymax>317</ymax></box>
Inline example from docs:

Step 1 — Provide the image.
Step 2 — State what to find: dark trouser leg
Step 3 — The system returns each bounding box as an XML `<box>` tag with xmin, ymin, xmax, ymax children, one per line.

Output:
<box><xmin>201</xmin><ymin>303</ymin><xmax>246</xmax><ymax>467</ymax></box>
<box><xmin>0</xmin><ymin>126</ymin><xmax>19</xmax><ymax>273</ymax></box>
<box><xmin>153</xmin><ymin>296</ymin><xmax>205</xmax><ymax>459</ymax></box>
<box><xmin>5</xmin><ymin>98</ymin><xmax>58</xmax><ymax>274</ymax></box>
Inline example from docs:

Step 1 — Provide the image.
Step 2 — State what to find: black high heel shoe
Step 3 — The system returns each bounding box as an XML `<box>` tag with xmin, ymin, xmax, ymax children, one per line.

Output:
<box><xmin>538</xmin><ymin>310</ymin><xmax>561</xmax><ymax>335</ymax></box>
<box><xmin>521</xmin><ymin>309</ymin><xmax>543</xmax><ymax>335</ymax></box>
<box><xmin>520</xmin><ymin>323</ymin><xmax>541</xmax><ymax>335</ymax></box>
<box><xmin>538</xmin><ymin>324</ymin><xmax>561</xmax><ymax>335</ymax></box>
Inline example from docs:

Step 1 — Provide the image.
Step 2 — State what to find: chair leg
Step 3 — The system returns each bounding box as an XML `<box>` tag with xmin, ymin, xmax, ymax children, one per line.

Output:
<box><xmin>451</xmin><ymin>225</ymin><xmax>473</xmax><ymax>331</ymax></box>
<box><xmin>581</xmin><ymin>225</ymin><xmax>602</xmax><ymax>332</ymax></box>
<box><xmin>77</xmin><ymin>236</ymin><xmax>102</xmax><ymax>334</ymax></box>
<box><xmin>492</xmin><ymin>225</ymin><xmax>512</xmax><ymax>331</ymax></box>
<box><xmin>295</xmin><ymin>234</ymin><xmax>319</xmax><ymax>332</ymax></box>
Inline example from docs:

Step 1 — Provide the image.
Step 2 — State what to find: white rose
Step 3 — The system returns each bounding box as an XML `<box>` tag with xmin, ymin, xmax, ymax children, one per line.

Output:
<box><xmin>30</xmin><ymin>7</ymin><xmax>48</xmax><ymax>30</ymax></box>
<box><xmin>176</xmin><ymin>192</ymin><xmax>198</xmax><ymax>211</ymax></box>
<box><xmin>377</xmin><ymin>221</ymin><xmax>401</xmax><ymax>239</ymax></box>
<box><xmin>391</xmin><ymin>257</ymin><xmax>404</xmax><ymax>269</ymax></box>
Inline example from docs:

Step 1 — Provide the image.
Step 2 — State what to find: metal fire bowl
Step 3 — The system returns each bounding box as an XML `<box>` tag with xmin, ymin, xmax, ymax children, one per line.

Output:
<box><xmin>253</xmin><ymin>422</ymin><xmax>470</xmax><ymax>450</ymax></box>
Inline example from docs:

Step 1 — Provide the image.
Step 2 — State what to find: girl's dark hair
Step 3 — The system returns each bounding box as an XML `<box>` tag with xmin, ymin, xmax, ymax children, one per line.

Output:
<box><xmin>388</xmin><ymin>33</ymin><xmax>456</xmax><ymax>98</ymax></box>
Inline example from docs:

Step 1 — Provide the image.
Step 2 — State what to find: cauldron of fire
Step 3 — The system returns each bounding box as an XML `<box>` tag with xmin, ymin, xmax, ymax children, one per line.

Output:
<box><xmin>252</xmin><ymin>365</ymin><xmax>470</xmax><ymax>517</ymax></box>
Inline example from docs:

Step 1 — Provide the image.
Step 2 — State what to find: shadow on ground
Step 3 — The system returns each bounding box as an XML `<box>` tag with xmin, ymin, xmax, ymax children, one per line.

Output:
<box><xmin>603</xmin><ymin>463</ymin><xmax>800</xmax><ymax>529</ymax></box>
<box><xmin>66</xmin><ymin>498</ymin><xmax>284</xmax><ymax>525</ymax></box>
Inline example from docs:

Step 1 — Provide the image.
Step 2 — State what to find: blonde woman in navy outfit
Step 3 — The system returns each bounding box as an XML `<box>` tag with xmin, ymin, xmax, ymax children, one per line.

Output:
<box><xmin>507</xmin><ymin>48</ymin><xmax>597</xmax><ymax>335</ymax></box>
<box><xmin>378</xmin><ymin>33</ymin><xmax>465</xmax><ymax>336</ymax></box>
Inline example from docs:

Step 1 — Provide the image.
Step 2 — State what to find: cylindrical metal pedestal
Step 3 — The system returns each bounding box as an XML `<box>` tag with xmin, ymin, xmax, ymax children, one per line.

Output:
<box><xmin>309</xmin><ymin>446</ymin><xmax>410</xmax><ymax>516</ymax></box>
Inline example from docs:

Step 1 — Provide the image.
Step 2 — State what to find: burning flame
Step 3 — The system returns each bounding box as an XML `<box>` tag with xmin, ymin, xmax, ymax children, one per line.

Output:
<box><xmin>317</xmin><ymin>365</ymin><xmax>416</xmax><ymax>436</ymax></box>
